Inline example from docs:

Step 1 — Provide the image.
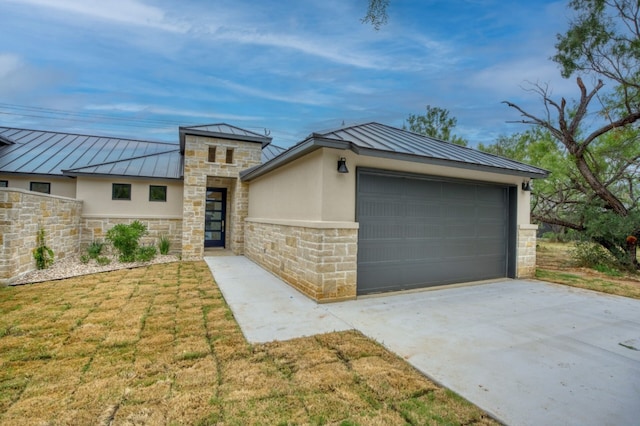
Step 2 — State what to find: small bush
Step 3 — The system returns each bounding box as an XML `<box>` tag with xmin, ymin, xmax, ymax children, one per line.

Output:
<box><xmin>87</xmin><ymin>240</ymin><xmax>105</xmax><ymax>259</ymax></box>
<box><xmin>33</xmin><ymin>227</ymin><xmax>54</xmax><ymax>270</ymax></box>
<box><xmin>106</xmin><ymin>221</ymin><xmax>147</xmax><ymax>262</ymax></box>
<box><xmin>158</xmin><ymin>235</ymin><xmax>171</xmax><ymax>255</ymax></box>
<box><xmin>80</xmin><ymin>254</ymin><xmax>90</xmax><ymax>264</ymax></box>
<box><xmin>96</xmin><ymin>256</ymin><xmax>111</xmax><ymax>266</ymax></box>
<box><xmin>571</xmin><ymin>241</ymin><xmax>616</xmax><ymax>269</ymax></box>
<box><xmin>136</xmin><ymin>245</ymin><xmax>157</xmax><ymax>262</ymax></box>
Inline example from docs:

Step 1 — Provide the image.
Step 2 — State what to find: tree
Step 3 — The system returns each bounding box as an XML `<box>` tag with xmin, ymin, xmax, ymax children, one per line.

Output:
<box><xmin>362</xmin><ymin>0</ymin><xmax>389</xmax><ymax>30</ymax></box>
<box><xmin>404</xmin><ymin>105</ymin><xmax>468</xmax><ymax>146</ymax></box>
<box><xmin>503</xmin><ymin>0</ymin><xmax>640</xmax><ymax>268</ymax></box>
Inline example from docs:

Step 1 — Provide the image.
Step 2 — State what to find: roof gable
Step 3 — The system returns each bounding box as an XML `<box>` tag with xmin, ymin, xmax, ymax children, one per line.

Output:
<box><xmin>179</xmin><ymin>123</ymin><xmax>272</xmax><ymax>153</ymax></box>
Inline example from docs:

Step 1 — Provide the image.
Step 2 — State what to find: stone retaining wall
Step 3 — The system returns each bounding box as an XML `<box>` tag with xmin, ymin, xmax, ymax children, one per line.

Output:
<box><xmin>245</xmin><ymin>219</ymin><xmax>358</xmax><ymax>302</ymax></box>
<box><xmin>0</xmin><ymin>189</ymin><xmax>82</xmax><ymax>284</ymax></box>
<box><xmin>517</xmin><ymin>224</ymin><xmax>538</xmax><ymax>278</ymax></box>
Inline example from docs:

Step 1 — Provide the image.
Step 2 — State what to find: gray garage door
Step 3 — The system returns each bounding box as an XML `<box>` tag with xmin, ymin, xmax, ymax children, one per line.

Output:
<box><xmin>357</xmin><ymin>170</ymin><xmax>510</xmax><ymax>294</ymax></box>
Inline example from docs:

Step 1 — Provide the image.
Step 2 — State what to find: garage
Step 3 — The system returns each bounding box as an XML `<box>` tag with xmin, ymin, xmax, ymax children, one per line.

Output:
<box><xmin>356</xmin><ymin>169</ymin><xmax>516</xmax><ymax>294</ymax></box>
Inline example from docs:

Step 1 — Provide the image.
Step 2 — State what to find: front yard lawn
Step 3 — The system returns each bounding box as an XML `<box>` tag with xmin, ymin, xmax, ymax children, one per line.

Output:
<box><xmin>0</xmin><ymin>262</ymin><xmax>496</xmax><ymax>425</ymax></box>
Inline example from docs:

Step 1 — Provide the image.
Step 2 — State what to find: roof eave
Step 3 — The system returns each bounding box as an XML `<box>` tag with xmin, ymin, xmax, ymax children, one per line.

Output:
<box><xmin>349</xmin><ymin>146</ymin><xmax>550</xmax><ymax>179</ymax></box>
<box><xmin>241</xmin><ymin>139</ymin><xmax>549</xmax><ymax>181</ymax></box>
<box><xmin>61</xmin><ymin>170</ymin><xmax>183</xmax><ymax>180</ymax></box>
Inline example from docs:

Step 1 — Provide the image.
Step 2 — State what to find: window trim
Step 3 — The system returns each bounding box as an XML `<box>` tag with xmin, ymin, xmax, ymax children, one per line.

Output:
<box><xmin>30</xmin><ymin>181</ymin><xmax>51</xmax><ymax>194</ymax></box>
<box><xmin>149</xmin><ymin>185</ymin><xmax>167</xmax><ymax>202</ymax></box>
<box><xmin>112</xmin><ymin>183</ymin><xmax>132</xmax><ymax>200</ymax></box>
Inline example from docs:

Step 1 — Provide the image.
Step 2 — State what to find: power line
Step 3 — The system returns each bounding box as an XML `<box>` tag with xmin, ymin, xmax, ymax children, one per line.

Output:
<box><xmin>0</xmin><ymin>102</ymin><xmax>194</xmax><ymax>128</ymax></box>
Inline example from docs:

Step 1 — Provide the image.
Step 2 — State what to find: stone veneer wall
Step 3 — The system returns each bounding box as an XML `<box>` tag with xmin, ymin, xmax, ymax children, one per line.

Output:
<box><xmin>80</xmin><ymin>217</ymin><xmax>182</xmax><ymax>254</ymax></box>
<box><xmin>0</xmin><ymin>189</ymin><xmax>82</xmax><ymax>284</ymax></box>
<box><xmin>517</xmin><ymin>224</ymin><xmax>538</xmax><ymax>278</ymax></box>
<box><xmin>245</xmin><ymin>219</ymin><xmax>359</xmax><ymax>302</ymax></box>
<box><xmin>182</xmin><ymin>135</ymin><xmax>262</xmax><ymax>260</ymax></box>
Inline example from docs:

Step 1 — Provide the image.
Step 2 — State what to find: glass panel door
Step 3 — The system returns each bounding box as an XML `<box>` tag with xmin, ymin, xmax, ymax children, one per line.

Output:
<box><xmin>205</xmin><ymin>188</ymin><xmax>226</xmax><ymax>247</ymax></box>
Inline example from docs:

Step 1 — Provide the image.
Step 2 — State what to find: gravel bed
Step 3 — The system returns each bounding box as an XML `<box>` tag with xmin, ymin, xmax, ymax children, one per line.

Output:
<box><xmin>11</xmin><ymin>254</ymin><xmax>180</xmax><ymax>285</ymax></box>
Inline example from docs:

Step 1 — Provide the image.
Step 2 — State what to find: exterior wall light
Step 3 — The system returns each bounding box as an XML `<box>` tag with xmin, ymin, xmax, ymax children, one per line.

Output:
<box><xmin>337</xmin><ymin>157</ymin><xmax>349</xmax><ymax>173</ymax></box>
<box><xmin>522</xmin><ymin>181</ymin><xmax>532</xmax><ymax>191</ymax></box>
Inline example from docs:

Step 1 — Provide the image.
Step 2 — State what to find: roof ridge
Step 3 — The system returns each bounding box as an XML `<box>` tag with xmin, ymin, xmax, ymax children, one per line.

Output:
<box><xmin>181</xmin><ymin>123</ymin><xmax>268</xmax><ymax>139</ymax></box>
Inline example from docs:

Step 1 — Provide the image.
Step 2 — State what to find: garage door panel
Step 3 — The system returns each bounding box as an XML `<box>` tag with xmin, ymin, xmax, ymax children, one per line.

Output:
<box><xmin>357</xmin><ymin>171</ymin><xmax>510</xmax><ymax>295</ymax></box>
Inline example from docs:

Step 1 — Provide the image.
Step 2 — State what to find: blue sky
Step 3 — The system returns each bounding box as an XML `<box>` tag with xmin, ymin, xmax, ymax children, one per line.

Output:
<box><xmin>1</xmin><ymin>0</ymin><xmax>576</xmax><ymax>148</ymax></box>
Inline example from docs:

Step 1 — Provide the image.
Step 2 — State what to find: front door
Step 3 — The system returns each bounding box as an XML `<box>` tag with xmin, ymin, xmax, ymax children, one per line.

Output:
<box><xmin>205</xmin><ymin>188</ymin><xmax>226</xmax><ymax>247</ymax></box>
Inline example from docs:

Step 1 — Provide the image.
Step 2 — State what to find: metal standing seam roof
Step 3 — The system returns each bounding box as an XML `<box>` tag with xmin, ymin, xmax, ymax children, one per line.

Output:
<box><xmin>241</xmin><ymin>122</ymin><xmax>550</xmax><ymax>180</ymax></box>
<box><xmin>179</xmin><ymin>123</ymin><xmax>272</xmax><ymax>152</ymax></box>
<box><xmin>0</xmin><ymin>127</ymin><xmax>180</xmax><ymax>178</ymax></box>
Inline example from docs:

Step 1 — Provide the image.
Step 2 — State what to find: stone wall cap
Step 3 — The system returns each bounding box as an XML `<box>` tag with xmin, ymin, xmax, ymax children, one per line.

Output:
<box><xmin>246</xmin><ymin>217</ymin><xmax>359</xmax><ymax>229</ymax></box>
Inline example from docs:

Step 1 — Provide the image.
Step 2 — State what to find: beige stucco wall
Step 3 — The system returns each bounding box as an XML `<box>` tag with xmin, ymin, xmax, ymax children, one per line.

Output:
<box><xmin>0</xmin><ymin>174</ymin><xmax>77</xmax><ymax>198</ymax></box>
<box><xmin>248</xmin><ymin>147</ymin><xmax>533</xmax><ymax>226</ymax></box>
<box><xmin>76</xmin><ymin>177</ymin><xmax>183</xmax><ymax>218</ymax></box>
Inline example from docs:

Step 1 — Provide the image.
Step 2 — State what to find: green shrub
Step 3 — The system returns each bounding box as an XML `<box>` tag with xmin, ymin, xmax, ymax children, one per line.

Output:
<box><xmin>571</xmin><ymin>241</ymin><xmax>616</xmax><ymax>269</ymax></box>
<box><xmin>106</xmin><ymin>221</ymin><xmax>147</xmax><ymax>262</ymax></box>
<box><xmin>87</xmin><ymin>240</ymin><xmax>105</xmax><ymax>259</ymax></box>
<box><xmin>136</xmin><ymin>245</ymin><xmax>157</xmax><ymax>262</ymax></box>
<box><xmin>80</xmin><ymin>254</ymin><xmax>90</xmax><ymax>264</ymax></box>
<box><xmin>158</xmin><ymin>235</ymin><xmax>171</xmax><ymax>255</ymax></box>
<box><xmin>32</xmin><ymin>227</ymin><xmax>54</xmax><ymax>270</ymax></box>
<box><xmin>96</xmin><ymin>256</ymin><xmax>111</xmax><ymax>266</ymax></box>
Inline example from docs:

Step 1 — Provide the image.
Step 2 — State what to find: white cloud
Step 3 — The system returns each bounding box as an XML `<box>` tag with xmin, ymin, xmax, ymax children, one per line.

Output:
<box><xmin>0</xmin><ymin>53</ymin><xmax>62</xmax><ymax>97</ymax></box>
<box><xmin>85</xmin><ymin>103</ymin><xmax>264</xmax><ymax>121</ymax></box>
<box><xmin>207</xmin><ymin>77</ymin><xmax>337</xmax><ymax>107</ymax></box>
<box><xmin>7</xmin><ymin>0</ymin><xmax>187</xmax><ymax>32</ymax></box>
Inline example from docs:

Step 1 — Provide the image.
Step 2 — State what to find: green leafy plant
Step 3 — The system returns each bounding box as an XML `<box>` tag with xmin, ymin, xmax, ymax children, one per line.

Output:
<box><xmin>158</xmin><ymin>235</ymin><xmax>171</xmax><ymax>255</ymax></box>
<box><xmin>571</xmin><ymin>241</ymin><xmax>616</xmax><ymax>269</ymax></box>
<box><xmin>96</xmin><ymin>256</ymin><xmax>111</xmax><ymax>266</ymax></box>
<box><xmin>87</xmin><ymin>240</ymin><xmax>105</xmax><ymax>259</ymax></box>
<box><xmin>106</xmin><ymin>220</ymin><xmax>147</xmax><ymax>262</ymax></box>
<box><xmin>80</xmin><ymin>254</ymin><xmax>90</xmax><ymax>264</ymax></box>
<box><xmin>136</xmin><ymin>245</ymin><xmax>157</xmax><ymax>262</ymax></box>
<box><xmin>32</xmin><ymin>227</ymin><xmax>54</xmax><ymax>270</ymax></box>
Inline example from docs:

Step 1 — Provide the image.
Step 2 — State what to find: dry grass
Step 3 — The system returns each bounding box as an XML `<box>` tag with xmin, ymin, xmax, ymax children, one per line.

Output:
<box><xmin>536</xmin><ymin>240</ymin><xmax>640</xmax><ymax>299</ymax></box>
<box><xmin>0</xmin><ymin>261</ymin><xmax>497</xmax><ymax>425</ymax></box>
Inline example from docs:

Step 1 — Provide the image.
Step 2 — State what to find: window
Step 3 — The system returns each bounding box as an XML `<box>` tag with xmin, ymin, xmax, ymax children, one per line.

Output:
<box><xmin>112</xmin><ymin>183</ymin><xmax>132</xmax><ymax>200</ymax></box>
<box><xmin>208</xmin><ymin>146</ymin><xmax>217</xmax><ymax>162</ymax></box>
<box><xmin>225</xmin><ymin>148</ymin><xmax>234</xmax><ymax>164</ymax></box>
<box><xmin>149</xmin><ymin>185</ymin><xmax>167</xmax><ymax>202</ymax></box>
<box><xmin>0</xmin><ymin>180</ymin><xmax>7</xmax><ymax>187</ymax></box>
<box><xmin>30</xmin><ymin>182</ymin><xmax>50</xmax><ymax>194</ymax></box>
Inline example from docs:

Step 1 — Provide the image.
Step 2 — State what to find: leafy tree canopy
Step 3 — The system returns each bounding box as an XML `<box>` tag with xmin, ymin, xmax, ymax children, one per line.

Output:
<box><xmin>404</xmin><ymin>105</ymin><xmax>468</xmax><ymax>146</ymax></box>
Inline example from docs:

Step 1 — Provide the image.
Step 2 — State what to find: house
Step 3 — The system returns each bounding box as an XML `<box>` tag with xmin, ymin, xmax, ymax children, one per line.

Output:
<box><xmin>0</xmin><ymin>122</ymin><xmax>548</xmax><ymax>301</ymax></box>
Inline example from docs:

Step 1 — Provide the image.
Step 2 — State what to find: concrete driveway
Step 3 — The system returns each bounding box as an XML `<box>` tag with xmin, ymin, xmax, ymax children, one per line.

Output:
<box><xmin>206</xmin><ymin>256</ymin><xmax>640</xmax><ymax>426</ymax></box>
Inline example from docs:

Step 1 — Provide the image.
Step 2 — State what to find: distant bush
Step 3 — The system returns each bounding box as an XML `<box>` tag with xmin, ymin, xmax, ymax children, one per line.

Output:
<box><xmin>571</xmin><ymin>241</ymin><xmax>617</xmax><ymax>270</ymax></box>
